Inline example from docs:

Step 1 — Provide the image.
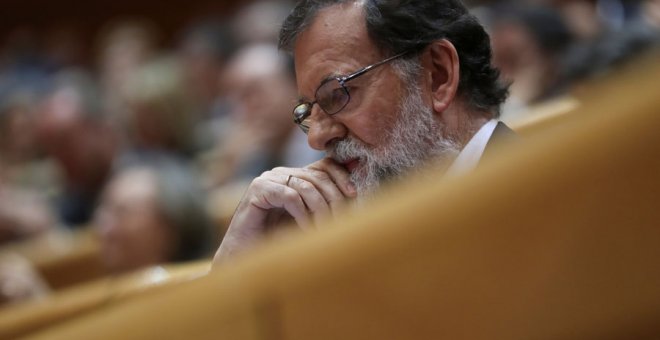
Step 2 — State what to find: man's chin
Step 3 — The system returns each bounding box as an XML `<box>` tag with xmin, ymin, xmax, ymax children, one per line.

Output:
<box><xmin>349</xmin><ymin>166</ymin><xmax>380</xmax><ymax>198</ymax></box>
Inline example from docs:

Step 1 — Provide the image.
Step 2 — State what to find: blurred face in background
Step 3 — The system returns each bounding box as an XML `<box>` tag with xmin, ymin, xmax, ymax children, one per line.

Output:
<box><xmin>0</xmin><ymin>101</ymin><xmax>38</xmax><ymax>163</ymax></box>
<box><xmin>559</xmin><ymin>1</ymin><xmax>601</xmax><ymax>40</ymax></box>
<box><xmin>179</xmin><ymin>36</ymin><xmax>224</xmax><ymax>107</ymax></box>
<box><xmin>94</xmin><ymin>168</ymin><xmax>175</xmax><ymax>274</ymax></box>
<box><xmin>642</xmin><ymin>0</ymin><xmax>660</xmax><ymax>28</ymax></box>
<box><xmin>35</xmin><ymin>84</ymin><xmax>116</xmax><ymax>191</ymax></box>
<box><xmin>491</xmin><ymin>21</ymin><xmax>540</xmax><ymax>82</ymax></box>
<box><xmin>124</xmin><ymin>58</ymin><xmax>194</xmax><ymax>155</ymax></box>
<box><xmin>221</xmin><ymin>45</ymin><xmax>297</xmax><ymax>141</ymax></box>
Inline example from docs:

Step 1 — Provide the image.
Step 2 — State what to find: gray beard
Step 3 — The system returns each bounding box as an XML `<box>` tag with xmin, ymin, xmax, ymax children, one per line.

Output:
<box><xmin>328</xmin><ymin>87</ymin><xmax>459</xmax><ymax>197</ymax></box>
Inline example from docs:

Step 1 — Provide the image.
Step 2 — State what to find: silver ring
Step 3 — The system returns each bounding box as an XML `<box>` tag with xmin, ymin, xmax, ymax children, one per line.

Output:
<box><xmin>286</xmin><ymin>175</ymin><xmax>293</xmax><ymax>187</ymax></box>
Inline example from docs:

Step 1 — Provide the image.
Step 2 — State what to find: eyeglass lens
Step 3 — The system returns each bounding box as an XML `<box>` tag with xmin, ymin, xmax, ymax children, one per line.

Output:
<box><xmin>293</xmin><ymin>79</ymin><xmax>350</xmax><ymax>133</ymax></box>
<box><xmin>316</xmin><ymin>79</ymin><xmax>350</xmax><ymax>115</ymax></box>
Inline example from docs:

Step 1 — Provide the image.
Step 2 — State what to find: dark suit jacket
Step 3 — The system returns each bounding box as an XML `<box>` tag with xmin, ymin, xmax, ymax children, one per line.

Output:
<box><xmin>480</xmin><ymin>122</ymin><xmax>519</xmax><ymax>164</ymax></box>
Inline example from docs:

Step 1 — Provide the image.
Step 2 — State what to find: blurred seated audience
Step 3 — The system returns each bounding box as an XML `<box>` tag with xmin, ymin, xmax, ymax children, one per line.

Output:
<box><xmin>95</xmin><ymin>19</ymin><xmax>160</xmax><ymax>124</ymax></box>
<box><xmin>177</xmin><ymin>21</ymin><xmax>235</xmax><ymax>152</ymax></box>
<box><xmin>0</xmin><ymin>90</ymin><xmax>58</xmax><ymax>244</ymax></box>
<box><xmin>564</xmin><ymin>22</ymin><xmax>659</xmax><ymax>87</ymax></box>
<box><xmin>558</xmin><ymin>0</ymin><xmax>605</xmax><ymax>41</ymax></box>
<box><xmin>0</xmin><ymin>253</ymin><xmax>50</xmax><ymax>306</ymax></box>
<box><xmin>35</xmin><ymin>70</ymin><xmax>118</xmax><ymax>227</ymax></box>
<box><xmin>0</xmin><ymin>91</ymin><xmax>41</xmax><ymax>183</ymax></box>
<box><xmin>230</xmin><ymin>0</ymin><xmax>293</xmax><ymax>45</ymax></box>
<box><xmin>122</xmin><ymin>56</ymin><xmax>197</xmax><ymax>158</ymax></box>
<box><xmin>640</xmin><ymin>0</ymin><xmax>660</xmax><ymax>30</ymax></box>
<box><xmin>93</xmin><ymin>157</ymin><xmax>212</xmax><ymax>275</ymax></box>
<box><xmin>204</xmin><ymin>43</ymin><xmax>321</xmax><ymax>188</ymax></box>
<box><xmin>488</xmin><ymin>5</ymin><xmax>573</xmax><ymax>123</ymax></box>
<box><xmin>0</xmin><ymin>28</ymin><xmax>51</xmax><ymax>97</ymax></box>
<box><xmin>0</xmin><ymin>187</ymin><xmax>54</xmax><ymax>245</ymax></box>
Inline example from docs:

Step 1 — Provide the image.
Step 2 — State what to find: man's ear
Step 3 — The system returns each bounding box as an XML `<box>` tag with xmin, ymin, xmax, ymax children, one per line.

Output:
<box><xmin>422</xmin><ymin>39</ymin><xmax>460</xmax><ymax>113</ymax></box>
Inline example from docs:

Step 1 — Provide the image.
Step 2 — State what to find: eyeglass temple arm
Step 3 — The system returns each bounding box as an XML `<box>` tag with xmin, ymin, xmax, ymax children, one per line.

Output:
<box><xmin>341</xmin><ymin>51</ymin><xmax>410</xmax><ymax>83</ymax></box>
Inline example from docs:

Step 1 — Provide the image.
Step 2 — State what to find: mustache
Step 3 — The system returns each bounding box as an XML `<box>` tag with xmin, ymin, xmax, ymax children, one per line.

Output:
<box><xmin>325</xmin><ymin>137</ymin><xmax>371</xmax><ymax>163</ymax></box>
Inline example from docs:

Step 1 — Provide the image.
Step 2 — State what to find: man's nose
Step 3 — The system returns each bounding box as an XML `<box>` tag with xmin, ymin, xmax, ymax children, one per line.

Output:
<box><xmin>306</xmin><ymin>108</ymin><xmax>347</xmax><ymax>151</ymax></box>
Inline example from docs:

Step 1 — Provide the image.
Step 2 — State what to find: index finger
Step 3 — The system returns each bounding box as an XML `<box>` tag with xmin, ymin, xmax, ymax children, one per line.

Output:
<box><xmin>306</xmin><ymin>158</ymin><xmax>357</xmax><ymax>198</ymax></box>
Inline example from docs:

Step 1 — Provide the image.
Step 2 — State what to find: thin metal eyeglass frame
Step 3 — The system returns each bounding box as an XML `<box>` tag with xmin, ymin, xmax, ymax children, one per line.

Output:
<box><xmin>292</xmin><ymin>50</ymin><xmax>410</xmax><ymax>133</ymax></box>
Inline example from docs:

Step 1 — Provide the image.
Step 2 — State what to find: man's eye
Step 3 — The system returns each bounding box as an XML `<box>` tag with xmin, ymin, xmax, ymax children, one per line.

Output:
<box><xmin>331</xmin><ymin>87</ymin><xmax>346</xmax><ymax>102</ymax></box>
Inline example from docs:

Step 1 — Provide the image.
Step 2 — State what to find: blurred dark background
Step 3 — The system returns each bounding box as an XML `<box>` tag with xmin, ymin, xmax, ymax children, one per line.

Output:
<box><xmin>0</xmin><ymin>0</ymin><xmax>247</xmax><ymax>67</ymax></box>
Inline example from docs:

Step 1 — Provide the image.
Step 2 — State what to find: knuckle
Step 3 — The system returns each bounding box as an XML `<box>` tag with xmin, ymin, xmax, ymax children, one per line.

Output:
<box><xmin>259</xmin><ymin>170</ymin><xmax>273</xmax><ymax>178</ymax></box>
<box><xmin>299</xmin><ymin>181</ymin><xmax>315</xmax><ymax>192</ymax></box>
<box><xmin>251</xmin><ymin>177</ymin><xmax>268</xmax><ymax>187</ymax></box>
<box><xmin>282</xmin><ymin>188</ymin><xmax>300</xmax><ymax>201</ymax></box>
<box><xmin>247</xmin><ymin>196</ymin><xmax>261</xmax><ymax>207</ymax></box>
<box><xmin>304</xmin><ymin>167</ymin><xmax>332</xmax><ymax>182</ymax></box>
<box><xmin>317</xmin><ymin>171</ymin><xmax>332</xmax><ymax>183</ymax></box>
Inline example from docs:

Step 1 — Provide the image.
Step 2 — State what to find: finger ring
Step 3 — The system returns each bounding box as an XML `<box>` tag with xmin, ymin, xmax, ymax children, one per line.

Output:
<box><xmin>286</xmin><ymin>175</ymin><xmax>293</xmax><ymax>186</ymax></box>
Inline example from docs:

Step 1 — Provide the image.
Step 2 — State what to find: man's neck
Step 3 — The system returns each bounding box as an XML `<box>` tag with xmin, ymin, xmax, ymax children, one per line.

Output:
<box><xmin>440</xmin><ymin>102</ymin><xmax>492</xmax><ymax>149</ymax></box>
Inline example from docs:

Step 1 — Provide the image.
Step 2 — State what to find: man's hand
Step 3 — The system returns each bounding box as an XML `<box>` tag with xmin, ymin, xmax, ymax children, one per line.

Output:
<box><xmin>212</xmin><ymin>158</ymin><xmax>356</xmax><ymax>266</ymax></box>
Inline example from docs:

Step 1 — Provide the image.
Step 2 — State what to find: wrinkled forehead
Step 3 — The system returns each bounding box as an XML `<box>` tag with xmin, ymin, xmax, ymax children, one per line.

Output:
<box><xmin>292</xmin><ymin>2</ymin><xmax>382</xmax><ymax>97</ymax></box>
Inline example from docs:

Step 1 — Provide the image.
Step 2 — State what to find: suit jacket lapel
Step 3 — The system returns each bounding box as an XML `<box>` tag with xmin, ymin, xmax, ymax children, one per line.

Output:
<box><xmin>480</xmin><ymin>122</ymin><xmax>519</xmax><ymax>164</ymax></box>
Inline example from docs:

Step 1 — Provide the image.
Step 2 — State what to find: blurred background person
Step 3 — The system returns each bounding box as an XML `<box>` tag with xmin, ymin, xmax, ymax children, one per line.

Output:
<box><xmin>0</xmin><ymin>28</ymin><xmax>51</xmax><ymax>98</ymax></box>
<box><xmin>177</xmin><ymin>21</ymin><xmax>236</xmax><ymax>152</ymax></box>
<box><xmin>640</xmin><ymin>0</ymin><xmax>660</xmax><ymax>30</ymax></box>
<box><xmin>563</xmin><ymin>24</ymin><xmax>659</xmax><ymax>90</ymax></box>
<box><xmin>0</xmin><ymin>91</ymin><xmax>57</xmax><ymax>244</ymax></box>
<box><xmin>202</xmin><ymin>43</ymin><xmax>321</xmax><ymax>229</ymax></box>
<box><xmin>230</xmin><ymin>0</ymin><xmax>293</xmax><ymax>45</ymax></box>
<box><xmin>204</xmin><ymin>43</ymin><xmax>321</xmax><ymax>189</ymax></box>
<box><xmin>95</xmin><ymin>19</ymin><xmax>160</xmax><ymax>127</ymax></box>
<box><xmin>94</xmin><ymin>157</ymin><xmax>213</xmax><ymax>275</ymax></box>
<box><xmin>0</xmin><ymin>253</ymin><xmax>50</xmax><ymax>306</ymax></box>
<box><xmin>559</xmin><ymin>0</ymin><xmax>604</xmax><ymax>41</ymax></box>
<box><xmin>34</xmin><ymin>70</ymin><xmax>118</xmax><ymax>227</ymax></box>
<box><xmin>488</xmin><ymin>4</ymin><xmax>574</xmax><ymax>123</ymax></box>
<box><xmin>121</xmin><ymin>56</ymin><xmax>197</xmax><ymax>159</ymax></box>
<box><xmin>0</xmin><ymin>187</ymin><xmax>55</xmax><ymax>245</ymax></box>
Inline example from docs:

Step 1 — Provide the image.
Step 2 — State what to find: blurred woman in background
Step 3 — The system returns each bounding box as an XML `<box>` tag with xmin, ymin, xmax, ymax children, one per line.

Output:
<box><xmin>94</xmin><ymin>157</ymin><xmax>213</xmax><ymax>274</ymax></box>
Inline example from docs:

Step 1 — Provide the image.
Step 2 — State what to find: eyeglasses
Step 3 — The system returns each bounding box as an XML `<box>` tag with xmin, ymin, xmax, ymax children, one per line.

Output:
<box><xmin>292</xmin><ymin>51</ymin><xmax>409</xmax><ymax>134</ymax></box>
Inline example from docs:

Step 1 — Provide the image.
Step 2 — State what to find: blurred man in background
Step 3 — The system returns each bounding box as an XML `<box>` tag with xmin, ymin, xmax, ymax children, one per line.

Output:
<box><xmin>0</xmin><ymin>89</ymin><xmax>56</xmax><ymax>243</ymax></box>
<box><xmin>122</xmin><ymin>56</ymin><xmax>197</xmax><ymax>159</ymax></box>
<box><xmin>35</xmin><ymin>70</ymin><xmax>118</xmax><ymax>227</ymax></box>
<box><xmin>488</xmin><ymin>5</ymin><xmax>573</xmax><ymax>122</ymax></box>
<box><xmin>178</xmin><ymin>21</ymin><xmax>236</xmax><ymax>151</ymax></box>
<box><xmin>205</xmin><ymin>43</ymin><xmax>320</xmax><ymax>187</ymax></box>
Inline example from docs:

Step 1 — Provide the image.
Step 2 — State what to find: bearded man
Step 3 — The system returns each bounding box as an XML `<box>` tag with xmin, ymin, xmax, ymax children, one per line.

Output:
<box><xmin>213</xmin><ymin>0</ymin><xmax>514</xmax><ymax>263</ymax></box>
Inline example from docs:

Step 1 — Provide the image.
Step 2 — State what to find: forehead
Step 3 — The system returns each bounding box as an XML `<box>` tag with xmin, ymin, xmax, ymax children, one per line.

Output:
<box><xmin>293</xmin><ymin>2</ymin><xmax>381</xmax><ymax>97</ymax></box>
